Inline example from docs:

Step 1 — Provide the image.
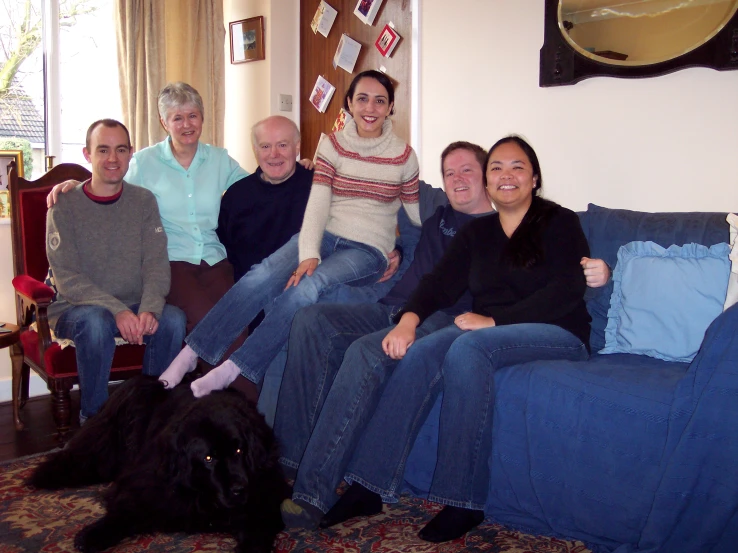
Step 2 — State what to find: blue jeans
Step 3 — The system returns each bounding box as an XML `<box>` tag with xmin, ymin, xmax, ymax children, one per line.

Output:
<box><xmin>186</xmin><ymin>232</ymin><xmax>387</xmax><ymax>383</ymax></box>
<box><xmin>258</xmin><ymin>285</ymin><xmax>398</xmax><ymax>427</ymax></box>
<box><xmin>345</xmin><ymin>323</ymin><xmax>588</xmax><ymax>510</ymax></box>
<box><xmin>276</xmin><ymin>305</ymin><xmax>455</xmax><ymax>513</ymax></box>
<box><xmin>55</xmin><ymin>304</ymin><xmax>186</xmax><ymax>418</ymax></box>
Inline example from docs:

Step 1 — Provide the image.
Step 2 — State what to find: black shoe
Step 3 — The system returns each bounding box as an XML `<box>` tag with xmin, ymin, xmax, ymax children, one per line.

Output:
<box><xmin>319</xmin><ymin>483</ymin><xmax>383</xmax><ymax>528</ymax></box>
<box><xmin>418</xmin><ymin>506</ymin><xmax>487</xmax><ymax>543</ymax></box>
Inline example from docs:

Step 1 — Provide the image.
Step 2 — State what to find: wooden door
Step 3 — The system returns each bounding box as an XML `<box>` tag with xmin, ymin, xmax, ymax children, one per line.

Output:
<box><xmin>299</xmin><ymin>0</ymin><xmax>413</xmax><ymax>159</ymax></box>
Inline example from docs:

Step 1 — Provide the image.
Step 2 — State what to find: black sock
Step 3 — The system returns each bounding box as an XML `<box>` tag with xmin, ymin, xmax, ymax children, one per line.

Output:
<box><xmin>319</xmin><ymin>483</ymin><xmax>383</xmax><ymax>528</ymax></box>
<box><xmin>418</xmin><ymin>505</ymin><xmax>487</xmax><ymax>543</ymax></box>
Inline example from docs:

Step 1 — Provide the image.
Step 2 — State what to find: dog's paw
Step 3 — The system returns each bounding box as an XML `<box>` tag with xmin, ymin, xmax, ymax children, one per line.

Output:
<box><xmin>74</xmin><ymin>521</ymin><xmax>112</xmax><ymax>553</ymax></box>
<box><xmin>28</xmin><ymin>461</ymin><xmax>65</xmax><ymax>489</ymax></box>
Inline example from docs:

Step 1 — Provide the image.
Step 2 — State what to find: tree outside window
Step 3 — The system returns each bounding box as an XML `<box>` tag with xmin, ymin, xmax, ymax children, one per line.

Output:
<box><xmin>0</xmin><ymin>0</ymin><xmax>121</xmax><ymax>179</ymax></box>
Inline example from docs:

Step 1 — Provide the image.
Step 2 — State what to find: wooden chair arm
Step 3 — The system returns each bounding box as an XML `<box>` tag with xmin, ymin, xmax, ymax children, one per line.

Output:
<box><xmin>14</xmin><ymin>290</ymin><xmax>53</xmax><ymax>362</ymax></box>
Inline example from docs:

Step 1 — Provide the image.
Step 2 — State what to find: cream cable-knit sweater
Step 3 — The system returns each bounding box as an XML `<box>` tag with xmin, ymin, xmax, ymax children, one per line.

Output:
<box><xmin>298</xmin><ymin>119</ymin><xmax>421</xmax><ymax>262</ymax></box>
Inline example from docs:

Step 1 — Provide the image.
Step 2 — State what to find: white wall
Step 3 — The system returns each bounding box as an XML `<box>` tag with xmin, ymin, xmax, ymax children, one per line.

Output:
<box><xmin>222</xmin><ymin>0</ymin><xmax>300</xmax><ymax>171</ymax></box>
<box><xmin>418</xmin><ymin>0</ymin><xmax>738</xmax><ymax>213</ymax></box>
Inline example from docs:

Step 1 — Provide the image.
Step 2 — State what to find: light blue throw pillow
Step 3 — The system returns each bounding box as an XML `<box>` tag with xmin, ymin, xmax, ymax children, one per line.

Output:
<box><xmin>601</xmin><ymin>241</ymin><xmax>731</xmax><ymax>362</ymax></box>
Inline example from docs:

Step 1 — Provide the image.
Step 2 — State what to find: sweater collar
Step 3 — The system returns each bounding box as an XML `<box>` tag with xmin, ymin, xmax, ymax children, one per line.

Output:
<box><xmin>338</xmin><ymin>118</ymin><xmax>395</xmax><ymax>157</ymax></box>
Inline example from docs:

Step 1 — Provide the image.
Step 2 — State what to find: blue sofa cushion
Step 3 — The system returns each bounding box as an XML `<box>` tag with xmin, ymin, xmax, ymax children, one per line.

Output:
<box><xmin>578</xmin><ymin>205</ymin><xmax>728</xmax><ymax>352</ymax></box>
<box><xmin>601</xmin><ymin>241</ymin><xmax>730</xmax><ymax>362</ymax></box>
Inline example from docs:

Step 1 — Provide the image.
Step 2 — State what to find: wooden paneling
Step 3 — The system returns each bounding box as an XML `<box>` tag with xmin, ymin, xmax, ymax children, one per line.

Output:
<box><xmin>299</xmin><ymin>0</ymin><xmax>413</xmax><ymax>159</ymax></box>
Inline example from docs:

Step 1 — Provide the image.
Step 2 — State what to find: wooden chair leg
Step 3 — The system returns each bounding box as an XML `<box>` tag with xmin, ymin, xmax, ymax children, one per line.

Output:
<box><xmin>10</xmin><ymin>343</ymin><xmax>25</xmax><ymax>431</ymax></box>
<box><xmin>51</xmin><ymin>385</ymin><xmax>72</xmax><ymax>441</ymax></box>
<box><xmin>20</xmin><ymin>361</ymin><xmax>30</xmax><ymax>406</ymax></box>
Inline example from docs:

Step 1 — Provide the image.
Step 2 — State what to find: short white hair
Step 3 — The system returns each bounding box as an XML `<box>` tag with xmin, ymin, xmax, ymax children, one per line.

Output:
<box><xmin>251</xmin><ymin>116</ymin><xmax>300</xmax><ymax>149</ymax></box>
<box><xmin>158</xmin><ymin>82</ymin><xmax>205</xmax><ymax>121</ymax></box>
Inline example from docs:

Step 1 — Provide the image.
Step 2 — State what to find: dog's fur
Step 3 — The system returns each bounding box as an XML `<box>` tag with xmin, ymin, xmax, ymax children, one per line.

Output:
<box><xmin>29</xmin><ymin>375</ymin><xmax>288</xmax><ymax>553</ymax></box>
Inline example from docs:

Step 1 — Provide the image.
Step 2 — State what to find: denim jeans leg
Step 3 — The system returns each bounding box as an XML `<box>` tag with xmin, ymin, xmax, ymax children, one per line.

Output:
<box><xmin>186</xmin><ymin>234</ymin><xmax>300</xmax><ymax>365</ymax></box>
<box><xmin>344</xmin><ymin>320</ymin><xmax>464</xmax><ymax>502</ymax></box>
<box><xmin>273</xmin><ymin>302</ymin><xmax>395</xmax><ymax>471</ymax></box>
<box><xmin>293</xmin><ymin>312</ymin><xmax>457</xmax><ymax>512</ymax></box>
<box><xmin>54</xmin><ymin>305</ymin><xmax>118</xmax><ymax>418</ymax></box>
<box><xmin>229</xmin><ymin>234</ymin><xmax>387</xmax><ymax>384</ymax></box>
<box><xmin>257</xmin><ymin>342</ymin><xmax>288</xmax><ymax>427</ymax></box>
<box><xmin>427</xmin><ymin>323</ymin><xmax>588</xmax><ymax>510</ymax></box>
<box><xmin>141</xmin><ymin>304</ymin><xmax>187</xmax><ymax>376</ymax></box>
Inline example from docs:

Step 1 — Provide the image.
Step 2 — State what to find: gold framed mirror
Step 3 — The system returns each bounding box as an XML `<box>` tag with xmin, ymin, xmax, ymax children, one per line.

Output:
<box><xmin>540</xmin><ymin>0</ymin><xmax>738</xmax><ymax>85</ymax></box>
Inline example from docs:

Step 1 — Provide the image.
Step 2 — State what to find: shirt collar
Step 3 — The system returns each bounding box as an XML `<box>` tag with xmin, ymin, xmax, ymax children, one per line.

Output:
<box><xmin>159</xmin><ymin>136</ymin><xmax>206</xmax><ymax>172</ymax></box>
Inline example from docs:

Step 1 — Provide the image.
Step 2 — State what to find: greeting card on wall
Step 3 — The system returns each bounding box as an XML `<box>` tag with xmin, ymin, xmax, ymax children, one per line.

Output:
<box><xmin>332</xmin><ymin>108</ymin><xmax>350</xmax><ymax>132</ymax></box>
<box><xmin>310</xmin><ymin>76</ymin><xmax>336</xmax><ymax>113</ymax></box>
<box><xmin>333</xmin><ymin>34</ymin><xmax>362</xmax><ymax>73</ymax></box>
<box><xmin>354</xmin><ymin>0</ymin><xmax>384</xmax><ymax>26</ymax></box>
<box><xmin>375</xmin><ymin>23</ymin><xmax>400</xmax><ymax>57</ymax></box>
<box><xmin>311</xmin><ymin>1</ymin><xmax>338</xmax><ymax>37</ymax></box>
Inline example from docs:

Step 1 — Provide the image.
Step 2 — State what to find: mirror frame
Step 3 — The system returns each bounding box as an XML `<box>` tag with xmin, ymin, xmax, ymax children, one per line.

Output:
<box><xmin>540</xmin><ymin>0</ymin><xmax>738</xmax><ymax>87</ymax></box>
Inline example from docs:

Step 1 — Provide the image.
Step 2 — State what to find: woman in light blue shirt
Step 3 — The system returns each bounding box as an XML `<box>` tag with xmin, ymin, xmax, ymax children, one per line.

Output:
<box><xmin>125</xmin><ymin>82</ymin><xmax>248</xmax><ymax>333</ymax></box>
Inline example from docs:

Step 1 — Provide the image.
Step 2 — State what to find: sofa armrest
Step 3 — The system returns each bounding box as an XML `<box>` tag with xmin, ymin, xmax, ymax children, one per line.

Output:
<box><xmin>689</xmin><ymin>303</ymin><xmax>738</xmax><ymax>389</ymax></box>
<box><xmin>636</xmin><ymin>303</ymin><xmax>738</xmax><ymax>551</ymax></box>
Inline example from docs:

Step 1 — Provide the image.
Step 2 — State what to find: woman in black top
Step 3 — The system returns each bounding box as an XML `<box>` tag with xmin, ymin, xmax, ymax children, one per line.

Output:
<box><xmin>321</xmin><ymin>136</ymin><xmax>591</xmax><ymax>542</ymax></box>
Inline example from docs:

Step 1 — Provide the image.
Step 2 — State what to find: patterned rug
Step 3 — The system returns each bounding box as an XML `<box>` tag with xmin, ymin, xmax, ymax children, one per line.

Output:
<box><xmin>0</xmin><ymin>454</ymin><xmax>592</xmax><ymax>553</ymax></box>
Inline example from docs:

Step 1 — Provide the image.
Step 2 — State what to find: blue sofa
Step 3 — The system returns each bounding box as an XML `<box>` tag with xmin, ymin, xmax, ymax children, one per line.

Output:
<box><xmin>403</xmin><ymin>204</ymin><xmax>737</xmax><ymax>553</ymax></box>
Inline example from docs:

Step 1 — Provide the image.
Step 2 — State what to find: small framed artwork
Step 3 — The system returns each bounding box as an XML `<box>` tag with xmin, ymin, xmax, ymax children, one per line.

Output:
<box><xmin>375</xmin><ymin>23</ymin><xmax>400</xmax><ymax>57</ymax></box>
<box><xmin>354</xmin><ymin>0</ymin><xmax>384</xmax><ymax>26</ymax></box>
<box><xmin>0</xmin><ymin>150</ymin><xmax>24</xmax><ymax>219</ymax></box>
<box><xmin>230</xmin><ymin>16</ymin><xmax>265</xmax><ymax>64</ymax></box>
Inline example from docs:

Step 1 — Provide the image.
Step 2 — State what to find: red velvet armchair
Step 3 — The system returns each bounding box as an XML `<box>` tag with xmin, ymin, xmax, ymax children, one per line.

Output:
<box><xmin>8</xmin><ymin>162</ymin><xmax>145</xmax><ymax>438</ymax></box>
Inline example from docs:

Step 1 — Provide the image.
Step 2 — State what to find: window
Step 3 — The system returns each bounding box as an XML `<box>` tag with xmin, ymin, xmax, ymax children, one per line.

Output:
<box><xmin>0</xmin><ymin>0</ymin><xmax>121</xmax><ymax>179</ymax></box>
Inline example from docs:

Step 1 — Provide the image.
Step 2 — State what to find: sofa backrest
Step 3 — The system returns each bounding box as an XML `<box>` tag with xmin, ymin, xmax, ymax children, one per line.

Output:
<box><xmin>577</xmin><ymin>204</ymin><xmax>729</xmax><ymax>352</ymax></box>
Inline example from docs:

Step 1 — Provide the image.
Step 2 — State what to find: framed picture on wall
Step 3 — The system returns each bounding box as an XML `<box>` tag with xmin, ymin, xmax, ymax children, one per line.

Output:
<box><xmin>230</xmin><ymin>16</ymin><xmax>265</xmax><ymax>64</ymax></box>
<box><xmin>354</xmin><ymin>0</ymin><xmax>384</xmax><ymax>26</ymax></box>
<box><xmin>0</xmin><ymin>150</ymin><xmax>24</xmax><ymax>219</ymax></box>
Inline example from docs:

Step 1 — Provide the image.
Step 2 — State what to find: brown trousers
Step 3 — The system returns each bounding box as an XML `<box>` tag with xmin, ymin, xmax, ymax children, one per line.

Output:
<box><xmin>167</xmin><ymin>259</ymin><xmax>257</xmax><ymax>402</ymax></box>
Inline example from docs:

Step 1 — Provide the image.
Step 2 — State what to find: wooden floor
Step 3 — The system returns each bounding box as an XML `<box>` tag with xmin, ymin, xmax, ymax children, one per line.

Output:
<box><xmin>0</xmin><ymin>392</ymin><xmax>82</xmax><ymax>463</ymax></box>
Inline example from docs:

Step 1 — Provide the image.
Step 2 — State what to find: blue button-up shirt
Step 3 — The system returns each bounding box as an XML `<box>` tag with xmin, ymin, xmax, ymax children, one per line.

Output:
<box><xmin>126</xmin><ymin>138</ymin><xmax>248</xmax><ymax>265</ymax></box>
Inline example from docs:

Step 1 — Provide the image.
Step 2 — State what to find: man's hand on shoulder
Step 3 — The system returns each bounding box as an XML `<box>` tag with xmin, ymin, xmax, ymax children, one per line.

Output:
<box><xmin>46</xmin><ymin>179</ymin><xmax>78</xmax><ymax>208</ymax></box>
<box><xmin>297</xmin><ymin>158</ymin><xmax>315</xmax><ymax>171</ymax></box>
<box><xmin>115</xmin><ymin>310</ymin><xmax>143</xmax><ymax>345</ymax></box>
<box><xmin>580</xmin><ymin>257</ymin><xmax>611</xmax><ymax>288</ymax></box>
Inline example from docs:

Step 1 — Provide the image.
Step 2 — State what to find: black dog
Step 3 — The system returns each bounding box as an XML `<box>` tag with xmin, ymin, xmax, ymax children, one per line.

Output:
<box><xmin>29</xmin><ymin>375</ymin><xmax>288</xmax><ymax>553</ymax></box>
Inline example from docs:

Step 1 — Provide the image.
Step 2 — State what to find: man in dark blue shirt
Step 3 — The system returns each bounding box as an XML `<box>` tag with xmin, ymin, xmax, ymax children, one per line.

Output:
<box><xmin>217</xmin><ymin>116</ymin><xmax>312</xmax><ymax>282</ymax></box>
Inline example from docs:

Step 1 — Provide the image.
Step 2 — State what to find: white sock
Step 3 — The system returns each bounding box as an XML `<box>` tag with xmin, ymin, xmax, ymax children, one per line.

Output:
<box><xmin>159</xmin><ymin>345</ymin><xmax>199</xmax><ymax>389</ymax></box>
<box><xmin>190</xmin><ymin>360</ymin><xmax>240</xmax><ymax>398</ymax></box>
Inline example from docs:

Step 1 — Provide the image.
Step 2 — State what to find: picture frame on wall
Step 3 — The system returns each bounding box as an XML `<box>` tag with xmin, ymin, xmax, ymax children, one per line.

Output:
<box><xmin>354</xmin><ymin>0</ymin><xmax>384</xmax><ymax>26</ymax></box>
<box><xmin>0</xmin><ymin>150</ymin><xmax>24</xmax><ymax>220</ymax></box>
<box><xmin>230</xmin><ymin>16</ymin><xmax>265</xmax><ymax>64</ymax></box>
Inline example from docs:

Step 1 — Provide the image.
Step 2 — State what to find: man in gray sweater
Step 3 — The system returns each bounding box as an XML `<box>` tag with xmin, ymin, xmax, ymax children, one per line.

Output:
<box><xmin>46</xmin><ymin>119</ymin><xmax>186</xmax><ymax>421</ymax></box>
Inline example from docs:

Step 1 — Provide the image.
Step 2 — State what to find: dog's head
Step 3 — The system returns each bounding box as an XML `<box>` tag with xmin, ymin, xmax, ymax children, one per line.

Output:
<box><xmin>163</xmin><ymin>390</ymin><xmax>280</xmax><ymax>510</ymax></box>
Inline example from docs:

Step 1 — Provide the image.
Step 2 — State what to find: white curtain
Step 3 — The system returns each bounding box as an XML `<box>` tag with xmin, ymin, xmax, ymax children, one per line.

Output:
<box><xmin>115</xmin><ymin>0</ymin><xmax>226</xmax><ymax>149</ymax></box>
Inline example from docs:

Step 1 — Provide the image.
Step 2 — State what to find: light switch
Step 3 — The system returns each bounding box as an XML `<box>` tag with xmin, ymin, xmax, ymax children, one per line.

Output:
<box><xmin>279</xmin><ymin>94</ymin><xmax>293</xmax><ymax>112</ymax></box>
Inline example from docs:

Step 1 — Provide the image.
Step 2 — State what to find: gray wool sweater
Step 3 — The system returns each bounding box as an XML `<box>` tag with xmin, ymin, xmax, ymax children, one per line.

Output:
<box><xmin>46</xmin><ymin>181</ymin><xmax>170</xmax><ymax>328</ymax></box>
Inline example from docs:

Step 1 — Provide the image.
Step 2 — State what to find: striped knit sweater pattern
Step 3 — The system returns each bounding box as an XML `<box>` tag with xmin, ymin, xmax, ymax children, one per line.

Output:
<box><xmin>298</xmin><ymin>118</ymin><xmax>421</xmax><ymax>262</ymax></box>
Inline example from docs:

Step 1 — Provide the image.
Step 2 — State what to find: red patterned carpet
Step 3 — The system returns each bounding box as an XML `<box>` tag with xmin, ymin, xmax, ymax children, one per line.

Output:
<box><xmin>0</xmin><ymin>454</ymin><xmax>592</xmax><ymax>553</ymax></box>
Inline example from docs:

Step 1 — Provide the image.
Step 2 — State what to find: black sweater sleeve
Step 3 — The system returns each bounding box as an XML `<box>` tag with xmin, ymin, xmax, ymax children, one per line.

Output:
<box><xmin>397</xmin><ymin>219</ymin><xmax>477</xmax><ymax>323</ymax></box>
